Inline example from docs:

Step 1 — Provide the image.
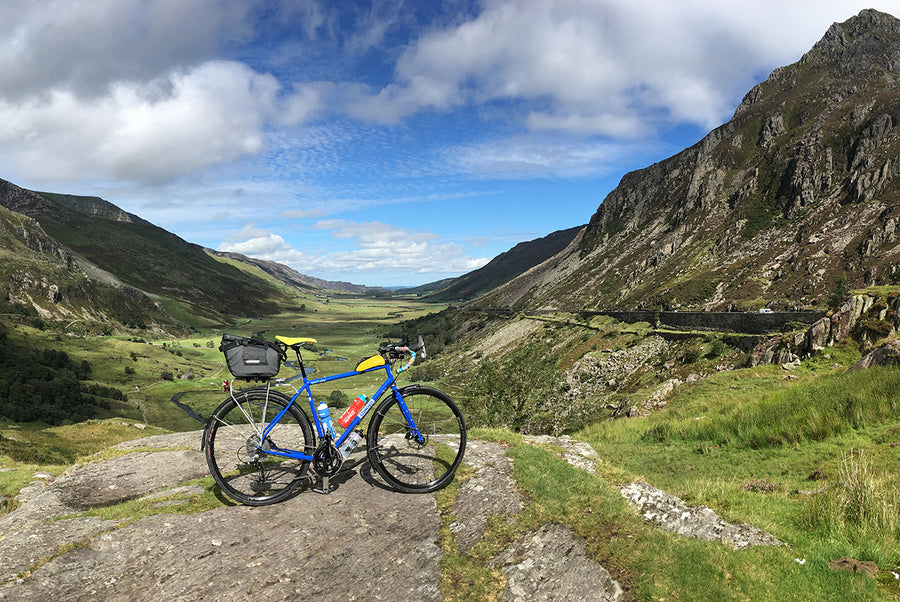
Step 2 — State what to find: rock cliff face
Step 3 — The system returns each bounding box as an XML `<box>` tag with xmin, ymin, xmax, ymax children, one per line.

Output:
<box><xmin>749</xmin><ymin>292</ymin><xmax>900</xmax><ymax>366</ymax></box>
<box><xmin>480</xmin><ymin>10</ymin><xmax>900</xmax><ymax>313</ymax></box>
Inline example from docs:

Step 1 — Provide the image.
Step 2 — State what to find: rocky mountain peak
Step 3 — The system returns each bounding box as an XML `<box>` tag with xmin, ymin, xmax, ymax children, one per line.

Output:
<box><xmin>804</xmin><ymin>9</ymin><xmax>900</xmax><ymax>76</ymax></box>
<box><xmin>481</xmin><ymin>9</ymin><xmax>900</xmax><ymax>312</ymax></box>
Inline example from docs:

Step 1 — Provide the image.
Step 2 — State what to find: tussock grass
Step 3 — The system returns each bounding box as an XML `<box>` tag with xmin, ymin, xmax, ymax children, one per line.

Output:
<box><xmin>645</xmin><ymin>366</ymin><xmax>900</xmax><ymax>449</ymax></box>
<box><xmin>574</xmin><ymin>360</ymin><xmax>900</xmax><ymax>599</ymax></box>
<box><xmin>798</xmin><ymin>450</ymin><xmax>900</xmax><ymax>563</ymax></box>
<box><xmin>453</xmin><ymin>432</ymin><xmax>891</xmax><ymax>601</ymax></box>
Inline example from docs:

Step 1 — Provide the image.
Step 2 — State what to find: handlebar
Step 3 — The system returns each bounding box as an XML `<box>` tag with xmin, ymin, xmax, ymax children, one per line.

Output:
<box><xmin>379</xmin><ymin>335</ymin><xmax>426</xmax><ymax>373</ymax></box>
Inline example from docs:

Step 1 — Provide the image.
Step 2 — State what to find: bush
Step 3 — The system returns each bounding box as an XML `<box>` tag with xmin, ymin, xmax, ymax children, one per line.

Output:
<box><xmin>681</xmin><ymin>343</ymin><xmax>704</xmax><ymax>364</ymax></box>
<box><xmin>826</xmin><ymin>276</ymin><xmax>851</xmax><ymax>308</ymax></box>
<box><xmin>327</xmin><ymin>390</ymin><xmax>349</xmax><ymax>408</ymax></box>
<box><xmin>160</xmin><ymin>371</ymin><xmax>174</xmax><ymax>381</ymax></box>
<box><xmin>704</xmin><ymin>338</ymin><xmax>729</xmax><ymax>360</ymax></box>
<box><xmin>464</xmin><ymin>341</ymin><xmax>590</xmax><ymax>435</ymax></box>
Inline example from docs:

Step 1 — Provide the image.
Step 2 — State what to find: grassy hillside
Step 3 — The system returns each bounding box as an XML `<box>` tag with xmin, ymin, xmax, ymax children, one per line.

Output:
<box><xmin>37</xmin><ymin>210</ymin><xmax>292</xmax><ymax>321</ymax></box>
<box><xmin>417</xmin><ymin>308</ymin><xmax>900</xmax><ymax>599</ymax></box>
<box><xmin>1</xmin><ymin>292</ymin><xmax>898</xmax><ymax>597</ymax></box>
<box><xmin>423</xmin><ymin>226</ymin><xmax>582</xmax><ymax>301</ymax></box>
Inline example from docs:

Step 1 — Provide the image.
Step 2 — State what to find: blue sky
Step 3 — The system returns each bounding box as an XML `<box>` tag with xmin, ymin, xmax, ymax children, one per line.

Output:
<box><xmin>1</xmin><ymin>1</ymin><xmax>899</xmax><ymax>287</ymax></box>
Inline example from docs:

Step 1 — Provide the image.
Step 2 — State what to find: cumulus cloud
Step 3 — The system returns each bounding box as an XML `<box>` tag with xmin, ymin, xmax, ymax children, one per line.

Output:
<box><xmin>0</xmin><ymin>61</ymin><xmax>296</xmax><ymax>183</ymax></box>
<box><xmin>0</xmin><ymin>0</ymin><xmax>251</xmax><ymax>101</ymax></box>
<box><xmin>351</xmin><ymin>0</ymin><xmax>884</xmax><ymax>133</ymax></box>
<box><xmin>1</xmin><ymin>0</ymin><xmax>886</xmax><ymax>188</ymax></box>
<box><xmin>219</xmin><ymin>220</ymin><xmax>489</xmax><ymax>277</ymax></box>
<box><xmin>0</xmin><ymin>0</ymin><xmax>325</xmax><ymax>185</ymax></box>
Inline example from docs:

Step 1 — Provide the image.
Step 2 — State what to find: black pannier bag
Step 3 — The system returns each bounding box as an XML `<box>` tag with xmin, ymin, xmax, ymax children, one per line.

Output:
<box><xmin>220</xmin><ymin>334</ymin><xmax>284</xmax><ymax>380</ymax></box>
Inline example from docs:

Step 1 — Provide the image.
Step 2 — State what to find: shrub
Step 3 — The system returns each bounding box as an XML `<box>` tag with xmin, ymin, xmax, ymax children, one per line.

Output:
<box><xmin>826</xmin><ymin>276</ymin><xmax>851</xmax><ymax>308</ymax></box>
<box><xmin>327</xmin><ymin>390</ymin><xmax>349</xmax><ymax>408</ymax></box>
<box><xmin>464</xmin><ymin>341</ymin><xmax>590</xmax><ymax>435</ymax></box>
<box><xmin>704</xmin><ymin>338</ymin><xmax>729</xmax><ymax>360</ymax></box>
<box><xmin>681</xmin><ymin>343</ymin><xmax>704</xmax><ymax>364</ymax></box>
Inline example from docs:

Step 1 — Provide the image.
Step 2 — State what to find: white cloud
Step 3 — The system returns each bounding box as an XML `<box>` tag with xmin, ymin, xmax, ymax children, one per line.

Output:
<box><xmin>219</xmin><ymin>220</ymin><xmax>489</xmax><ymax>278</ymax></box>
<box><xmin>350</xmin><ymin>0</ymin><xmax>897</xmax><ymax>133</ymax></box>
<box><xmin>0</xmin><ymin>0</ymin><xmax>329</xmax><ymax>185</ymax></box>
<box><xmin>0</xmin><ymin>60</ymin><xmax>321</xmax><ymax>184</ymax></box>
<box><xmin>224</xmin><ymin>223</ymin><xmax>273</xmax><ymax>243</ymax></box>
<box><xmin>280</xmin><ymin>208</ymin><xmax>327</xmax><ymax>220</ymax></box>
<box><xmin>219</xmin><ymin>232</ymin><xmax>303</xmax><ymax>260</ymax></box>
<box><xmin>444</xmin><ymin>135</ymin><xmax>657</xmax><ymax>179</ymax></box>
<box><xmin>0</xmin><ymin>0</ymin><xmax>252</xmax><ymax>100</ymax></box>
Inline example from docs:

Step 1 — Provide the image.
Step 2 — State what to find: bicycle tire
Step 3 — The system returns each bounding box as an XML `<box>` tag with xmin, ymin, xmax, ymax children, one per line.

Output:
<box><xmin>204</xmin><ymin>389</ymin><xmax>313</xmax><ymax>506</ymax></box>
<box><xmin>366</xmin><ymin>385</ymin><xmax>466</xmax><ymax>493</ymax></box>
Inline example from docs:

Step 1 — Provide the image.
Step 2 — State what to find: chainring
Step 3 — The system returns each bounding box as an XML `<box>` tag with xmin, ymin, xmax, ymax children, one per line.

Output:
<box><xmin>312</xmin><ymin>441</ymin><xmax>342</xmax><ymax>477</ymax></box>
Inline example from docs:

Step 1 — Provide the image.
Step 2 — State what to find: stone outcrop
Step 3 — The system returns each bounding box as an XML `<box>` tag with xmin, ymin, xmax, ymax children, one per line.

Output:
<box><xmin>0</xmin><ymin>431</ymin><xmax>443</xmax><ymax>601</ymax></box>
<box><xmin>490</xmin><ymin>524</ymin><xmax>624</xmax><ymax>602</ymax></box>
<box><xmin>749</xmin><ymin>293</ymin><xmax>898</xmax><ymax>366</ymax></box>
<box><xmin>620</xmin><ymin>482</ymin><xmax>784</xmax><ymax>550</ymax></box>
<box><xmin>1</xmin><ymin>430</ymin><xmax>792</xmax><ymax>600</ymax></box>
<box><xmin>851</xmin><ymin>339</ymin><xmax>900</xmax><ymax>369</ymax></box>
<box><xmin>450</xmin><ymin>440</ymin><xmax>524</xmax><ymax>553</ymax></box>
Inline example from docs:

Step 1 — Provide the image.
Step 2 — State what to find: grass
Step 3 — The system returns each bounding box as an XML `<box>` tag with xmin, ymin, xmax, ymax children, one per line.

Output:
<box><xmin>63</xmin><ymin>476</ymin><xmax>224</xmax><ymax>522</ymax></box>
<box><xmin>439</xmin><ymin>428</ymin><xmax>896</xmax><ymax>601</ymax></box>
<box><xmin>3</xmin><ymin>297</ymin><xmax>899</xmax><ymax>599</ymax></box>
<box><xmin>569</xmin><ymin>362</ymin><xmax>900</xmax><ymax>600</ymax></box>
<box><xmin>641</xmin><ymin>366</ymin><xmax>900</xmax><ymax>449</ymax></box>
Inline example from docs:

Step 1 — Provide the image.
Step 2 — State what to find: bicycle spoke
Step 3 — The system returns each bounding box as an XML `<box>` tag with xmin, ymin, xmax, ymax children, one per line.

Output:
<box><xmin>205</xmin><ymin>390</ymin><xmax>313</xmax><ymax>506</ymax></box>
<box><xmin>366</xmin><ymin>386</ymin><xmax>466</xmax><ymax>493</ymax></box>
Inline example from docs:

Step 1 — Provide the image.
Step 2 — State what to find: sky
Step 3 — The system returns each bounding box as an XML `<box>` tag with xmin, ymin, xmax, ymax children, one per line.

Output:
<box><xmin>1</xmin><ymin>1</ymin><xmax>899</xmax><ymax>287</ymax></box>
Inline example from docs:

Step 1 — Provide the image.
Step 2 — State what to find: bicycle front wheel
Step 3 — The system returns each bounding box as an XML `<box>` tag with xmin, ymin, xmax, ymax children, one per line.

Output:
<box><xmin>204</xmin><ymin>389</ymin><xmax>313</xmax><ymax>506</ymax></box>
<box><xmin>366</xmin><ymin>385</ymin><xmax>466</xmax><ymax>493</ymax></box>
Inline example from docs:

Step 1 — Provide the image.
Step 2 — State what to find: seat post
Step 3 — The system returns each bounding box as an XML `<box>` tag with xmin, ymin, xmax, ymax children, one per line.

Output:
<box><xmin>292</xmin><ymin>345</ymin><xmax>308</xmax><ymax>378</ymax></box>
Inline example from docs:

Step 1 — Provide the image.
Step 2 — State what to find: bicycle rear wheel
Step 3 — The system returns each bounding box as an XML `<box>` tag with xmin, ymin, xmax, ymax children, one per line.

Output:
<box><xmin>366</xmin><ymin>385</ymin><xmax>466</xmax><ymax>493</ymax></box>
<box><xmin>204</xmin><ymin>389</ymin><xmax>313</xmax><ymax>506</ymax></box>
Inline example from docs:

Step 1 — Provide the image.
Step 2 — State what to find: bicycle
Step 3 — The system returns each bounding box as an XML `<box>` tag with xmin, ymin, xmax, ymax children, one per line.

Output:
<box><xmin>202</xmin><ymin>334</ymin><xmax>467</xmax><ymax>506</ymax></box>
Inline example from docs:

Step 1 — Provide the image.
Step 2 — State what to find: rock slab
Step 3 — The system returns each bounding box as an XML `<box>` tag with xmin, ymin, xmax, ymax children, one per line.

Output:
<box><xmin>491</xmin><ymin>524</ymin><xmax>624</xmax><ymax>602</ymax></box>
<box><xmin>0</xmin><ymin>432</ymin><xmax>442</xmax><ymax>601</ymax></box>
<box><xmin>620</xmin><ymin>481</ymin><xmax>783</xmax><ymax>550</ymax></box>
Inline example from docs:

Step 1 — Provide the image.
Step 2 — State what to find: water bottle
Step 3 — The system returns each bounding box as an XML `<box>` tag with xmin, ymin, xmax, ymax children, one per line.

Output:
<box><xmin>316</xmin><ymin>402</ymin><xmax>336</xmax><ymax>439</ymax></box>
<box><xmin>338</xmin><ymin>394</ymin><xmax>366</xmax><ymax>428</ymax></box>
<box><xmin>339</xmin><ymin>430</ymin><xmax>364</xmax><ymax>458</ymax></box>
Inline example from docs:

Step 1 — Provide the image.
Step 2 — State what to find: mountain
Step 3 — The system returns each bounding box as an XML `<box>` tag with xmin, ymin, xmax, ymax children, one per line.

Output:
<box><xmin>0</xmin><ymin>179</ymin><xmax>301</xmax><ymax>326</ymax></box>
<box><xmin>33</xmin><ymin>191</ymin><xmax>152</xmax><ymax>226</ymax></box>
<box><xmin>477</xmin><ymin>9</ymin><xmax>900</xmax><ymax>313</ymax></box>
<box><xmin>0</xmin><ymin>184</ymin><xmax>166</xmax><ymax>327</ymax></box>
<box><xmin>414</xmin><ymin>226</ymin><xmax>583</xmax><ymax>301</ymax></box>
<box><xmin>208</xmin><ymin>250</ymin><xmax>384</xmax><ymax>294</ymax></box>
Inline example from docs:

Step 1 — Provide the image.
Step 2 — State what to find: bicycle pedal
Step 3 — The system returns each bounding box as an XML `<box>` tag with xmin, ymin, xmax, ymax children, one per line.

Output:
<box><xmin>312</xmin><ymin>475</ymin><xmax>337</xmax><ymax>495</ymax></box>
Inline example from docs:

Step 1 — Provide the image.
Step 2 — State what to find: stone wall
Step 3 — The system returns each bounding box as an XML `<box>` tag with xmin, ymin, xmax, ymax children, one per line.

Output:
<box><xmin>592</xmin><ymin>310</ymin><xmax>825</xmax><ymax>335</ymax></box>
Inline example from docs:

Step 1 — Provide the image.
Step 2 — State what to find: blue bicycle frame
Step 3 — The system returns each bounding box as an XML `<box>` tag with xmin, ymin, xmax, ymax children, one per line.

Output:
<box><xmin>255</xmin><ymin>358</ymin><xmax>421</xmax><ymax>461</ymax></box>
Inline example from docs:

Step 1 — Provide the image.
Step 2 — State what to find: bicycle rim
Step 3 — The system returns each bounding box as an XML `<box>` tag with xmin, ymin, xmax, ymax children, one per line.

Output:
<box><xmin>366</xmin><ymin>386</ymin><xmax>466</xmax><ymax>493</ymax></box>
<box><xmin>205</xmin><ymin>389</ymin><xmax>313</xmax><ymax>506</ymax></box>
